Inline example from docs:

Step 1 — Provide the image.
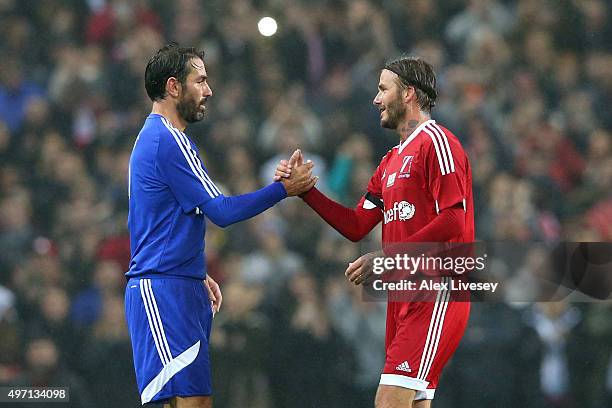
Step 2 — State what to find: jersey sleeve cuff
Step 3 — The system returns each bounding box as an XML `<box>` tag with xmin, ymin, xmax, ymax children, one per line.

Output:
<box><xmin>300</xmin><ymin>186</ymin><xmax>320</xmax><ymax>203</ymax></box>
<box><xmin>270</xmin><ymin>181</ymin><xmax>288</xmax><ymax>200</ymax></box>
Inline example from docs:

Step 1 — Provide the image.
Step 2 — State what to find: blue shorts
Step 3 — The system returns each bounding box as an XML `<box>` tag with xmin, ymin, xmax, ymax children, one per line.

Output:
<box><xmin>125</xmin><ymin>277</ymin><xmax>213</xmax><ymax>405</ymax></box>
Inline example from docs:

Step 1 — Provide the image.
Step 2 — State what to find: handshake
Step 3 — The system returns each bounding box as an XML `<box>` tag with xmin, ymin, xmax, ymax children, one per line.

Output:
<box><xmin>274</xmin><ymin>149</ymin><xmax>318</xmax><ymax>197</ymax></box>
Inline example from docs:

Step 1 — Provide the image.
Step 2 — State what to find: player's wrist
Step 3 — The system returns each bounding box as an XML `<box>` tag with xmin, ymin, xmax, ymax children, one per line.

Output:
<box><xmin>299</xmin><ymin>186</ymin><xmax>318</xmax><ymax>200</ymax></box>
<box><xmin>273</xmin><ymin>180</ymin><xmax>289</xmax><ymax>199</ymax></box>
<box><xmin>298</xmin><ymin>185</ymin><xmax>315</xmax><ymax>198</ymax></box>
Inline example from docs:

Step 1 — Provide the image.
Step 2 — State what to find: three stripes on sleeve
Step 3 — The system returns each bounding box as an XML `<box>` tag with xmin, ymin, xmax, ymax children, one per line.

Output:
<box><xmin>160</xmin><ymin>117</ymin><xmax>221</xmax><ymax>199</ymax></box>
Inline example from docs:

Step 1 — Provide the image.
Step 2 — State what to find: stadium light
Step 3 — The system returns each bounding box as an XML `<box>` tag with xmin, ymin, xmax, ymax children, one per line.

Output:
<box><xmin>257</xmin><ymin>16</ymin><xmax>277</xmax><ymax>37</ymax></box>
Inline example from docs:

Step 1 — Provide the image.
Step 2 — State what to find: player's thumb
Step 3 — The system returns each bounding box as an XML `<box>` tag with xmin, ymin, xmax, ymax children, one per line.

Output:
<box><xmin>289</xmin><ymin>149</ymin><xmax>300</xmax><ymax>166</ymax></box>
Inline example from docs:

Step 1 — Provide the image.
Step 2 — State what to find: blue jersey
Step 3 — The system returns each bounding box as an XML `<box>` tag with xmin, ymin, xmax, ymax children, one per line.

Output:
<box><xmin>126</xmin><ymin>113</ymin><xmax>287</xmax><ymax>403</ymax></box>
<box><xmin>127</xmin><ymin>114</ymin><xmax>287</xmax><ymax>280</ymax></box>
<box><xmin>127</xmin><ymin>114</ymin><xmax>220</xmax><ymax>279</ymax></box>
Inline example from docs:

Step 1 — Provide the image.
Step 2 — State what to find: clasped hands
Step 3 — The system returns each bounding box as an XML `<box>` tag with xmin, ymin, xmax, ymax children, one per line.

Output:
<box><xmin>275</xmin><ymin>152</ymin><xmax>380</xmax><ymax>285</ymax></box>
<box><xmin>275</xmin><ymin>149</ymin><xmax>318</xmax><ymax>196</ymax></box>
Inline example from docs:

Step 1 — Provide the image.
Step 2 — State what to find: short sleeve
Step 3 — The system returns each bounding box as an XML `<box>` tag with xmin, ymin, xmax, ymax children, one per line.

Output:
<box><xmin>422</xmin><ymin>125</ymin><xmax>466</xmax><ymax>213</ymax></box>
<box><xmin>157</xmin><ymin>124</ymin><xmax>222</xmax><ymax>213</ymax></box>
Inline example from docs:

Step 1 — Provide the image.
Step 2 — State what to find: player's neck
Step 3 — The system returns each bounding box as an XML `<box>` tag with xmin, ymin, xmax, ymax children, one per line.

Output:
<box><xmin>151</xmin><ymin>102</ymin><xmax>187</xmax><ymax>131</ymax></box>
<box><xmin>396</xmin><ymin>111</ymin><xmax>430</xmax><ymax>143</ymax></box>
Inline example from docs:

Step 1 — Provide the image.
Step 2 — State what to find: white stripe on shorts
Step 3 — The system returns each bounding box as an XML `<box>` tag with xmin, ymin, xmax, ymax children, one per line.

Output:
<box><xmin>141</xmin><ymin>340</ymin><xmax>201</xmax><ymax>404</ymax></box>
<box><xmin>143</xmin><ymin>279</ymin><xmax>173</xmax><ymax>362</ymax></box>
<box><xmin>140</xmin><ymin>279</ymin><xmax>171</xmax><ymax>365</ymax></box>
<box><xmin>417</xmin><ymin>277</ymin><xmax>451</xmax><ymax>381</ymax></box>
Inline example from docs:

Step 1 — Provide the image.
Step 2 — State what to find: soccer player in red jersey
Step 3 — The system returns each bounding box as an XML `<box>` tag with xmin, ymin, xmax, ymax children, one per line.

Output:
<box><xmin>276</xmin><ymin>57</ymin><xmax>474</xmax><ymax>407</ymax></box>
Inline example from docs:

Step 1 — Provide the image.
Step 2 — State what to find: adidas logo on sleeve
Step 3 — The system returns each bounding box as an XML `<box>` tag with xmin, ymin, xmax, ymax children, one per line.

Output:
<box><xmin>395</xmin><ymin>361</ymin><xmax>412</xmax><ymax>373</ymax></box>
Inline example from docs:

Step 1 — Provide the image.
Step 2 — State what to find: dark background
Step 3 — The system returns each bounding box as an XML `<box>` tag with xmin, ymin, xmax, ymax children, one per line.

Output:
<box><xmin>0</xmin><ymin>0</ymin><xmax>611</xmax><ymax>407</ymax></box>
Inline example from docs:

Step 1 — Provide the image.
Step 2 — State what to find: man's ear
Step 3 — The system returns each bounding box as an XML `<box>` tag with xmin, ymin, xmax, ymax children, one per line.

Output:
<box><xmin>166</xmin><ymin>77</ymin><xmax>181</xmax><ymax>99</ymax></box>
<box><xmin>403</xmin><ymin>86</ymin><xmax>415</xmax><ymax>104</ymax></box>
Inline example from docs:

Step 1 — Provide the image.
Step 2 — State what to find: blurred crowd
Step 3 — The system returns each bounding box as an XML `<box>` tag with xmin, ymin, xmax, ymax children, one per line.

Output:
<box><xmin>0</xmin><ymin>0</ymin><xmax>611</xmax><ymax>407</ymax></box>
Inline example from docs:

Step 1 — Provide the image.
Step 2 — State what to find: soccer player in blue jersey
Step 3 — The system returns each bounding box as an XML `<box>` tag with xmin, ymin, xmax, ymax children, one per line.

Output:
<box><xmin>125</xmin><ymin>43</ymin><xmax>316</xmax><ymax>408</ymax></box>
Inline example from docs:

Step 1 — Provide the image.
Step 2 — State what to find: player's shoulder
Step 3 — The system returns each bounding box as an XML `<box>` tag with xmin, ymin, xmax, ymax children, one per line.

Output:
<box><xmin>418</xmin><ymin>120</ymin><xmax>466</xmax><ymax>155</ymax></box>
<box><xmin>430</xmin><ymin>121</ymin><xmax>461</xmax><ymax>144</ymax></box>
<box><xmin>135</xmin><ymin>115</ymin><xmax>191</xmax><ymax>166</ymax></box>
<box><xmin>150</xmin><ymin>115</ymin><xmax>176</xmax><ymax>141</ymax></box>
<box><xmin>148</xmin><ymin>115</ymin><xmax>194</xmax><ymax>153</ymax></box>
<box><xmin>378</xmin><ymin>147</ymin><xmax>396</xmax><ymax>165</ymax></box>
<box><xmin>137</xmin><ymin>114</ymin><xmax>166</xmax><ymax>144</ymax></box>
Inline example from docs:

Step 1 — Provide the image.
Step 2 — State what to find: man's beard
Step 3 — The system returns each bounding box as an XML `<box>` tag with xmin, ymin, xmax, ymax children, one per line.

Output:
<box><xmin>381</xmin><ymin>97</ymin><xmax>405</xmax><ymax>129</ymax></box>
<box><xmin>177</xmin><ymin>95</ymin><xmax>205</xmax><ymax>124</ymax></box>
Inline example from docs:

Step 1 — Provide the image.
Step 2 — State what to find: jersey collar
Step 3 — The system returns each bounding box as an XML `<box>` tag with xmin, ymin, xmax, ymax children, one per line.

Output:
<box><xmin>397</xmin><ymin>119</ymin><xmax>436</xmax><ymax>154</ymax></box>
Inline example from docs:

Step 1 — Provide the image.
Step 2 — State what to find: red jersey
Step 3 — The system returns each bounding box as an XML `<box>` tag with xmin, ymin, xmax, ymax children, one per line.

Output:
<box><xmin>366</xmin><ymin>120</ymin><xmax>474</xmax><ymax>244</ymax></box>
<box><xmin>300</xmin><ymin>119</ymin><xmax>474</xmax><ymax>399</ymax></box>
